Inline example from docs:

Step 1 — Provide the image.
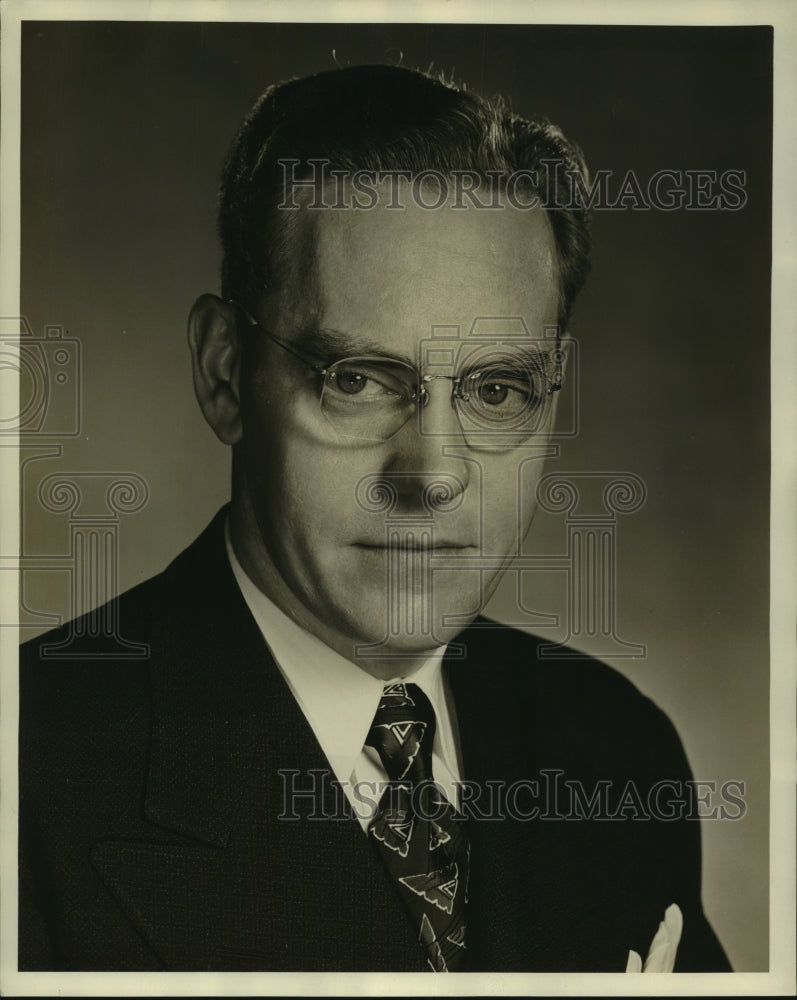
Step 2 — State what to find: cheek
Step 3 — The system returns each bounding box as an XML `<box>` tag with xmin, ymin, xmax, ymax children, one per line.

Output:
<box><xmin>287</xmin><ymin>461</ymin><xmax>354</xmax><ymax>528</ymax></box>
<box><xmin>243</xmin><ymin>379</ymin><xmax>314</xmax><ymax>497</ymax></box>
<box><xmin>255</xmin><ymin>437</ymin><xmax>365</xmax><ymax>551</ymax></box>
<box><xmin>517</xmin><ymin>461</ymin><xmax>548</xmax><ymax>544</ymax></box>
<box><xmin>477</xmin><ymin>456</ymin><xmax>547</xmax><ymax>553</ymax></box>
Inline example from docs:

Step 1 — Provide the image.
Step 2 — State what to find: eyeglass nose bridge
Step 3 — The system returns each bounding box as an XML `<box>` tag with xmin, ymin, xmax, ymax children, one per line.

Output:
<box><xmin>418</xmin><ymin>373</ymin><xmax>471</xmax><ymax>406</ymax></box>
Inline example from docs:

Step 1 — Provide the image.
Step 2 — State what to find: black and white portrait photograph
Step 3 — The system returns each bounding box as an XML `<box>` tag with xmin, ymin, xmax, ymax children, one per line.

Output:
<box><xmin>1</xmin><ymin>0</ymin><xmax>794</xmax><ymax>995</ymax></box>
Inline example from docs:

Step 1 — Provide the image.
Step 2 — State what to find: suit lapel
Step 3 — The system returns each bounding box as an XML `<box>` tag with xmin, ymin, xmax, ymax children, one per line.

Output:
<box><xmin>142</xmin><ymin>512</ymin><xmax>271</xmax><ymax>846</ymax></box>
<box><xmin>90</xmin><ymin>509</ymin><xmax>426</xmax><ymax>970</ymax></box>
<box><xmin>446</xmin><ymin>627</ymin><xmax>549</xmax><ymax>969</ymax></box>
<box><xmin>89</xmin><ymin>514</ymin><xmax>642</xmax><ymax>972</ymax></box>
<box><xmin>446</xmin><ymin>623</ymin><xmax>632</xmax><ymax>972</ymax></box>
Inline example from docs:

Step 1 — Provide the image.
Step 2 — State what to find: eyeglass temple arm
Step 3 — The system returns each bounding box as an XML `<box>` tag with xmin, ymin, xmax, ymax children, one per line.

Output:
<box><xmin>228</xmin><ymin>299</ymin><xmax>327</xmax><ymax>373</ymax></box>
<box><xmin>230</xmin><ymin>298</ymin><xmax>564</xmax><ymax>393</ymax></box>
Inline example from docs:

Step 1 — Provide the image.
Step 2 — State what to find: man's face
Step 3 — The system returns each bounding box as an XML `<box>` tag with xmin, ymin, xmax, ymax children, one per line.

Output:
<box><xmin>233</xmin><ymin>190</ymin><xmax>560</xmax><ymax>670</ymax></box>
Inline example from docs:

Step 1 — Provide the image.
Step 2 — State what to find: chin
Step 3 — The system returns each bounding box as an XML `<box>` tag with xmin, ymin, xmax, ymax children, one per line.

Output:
<box><xmin>332</xmin><ymin>580</ymin><xmax>482</xmax><ymax>653</ymax></box>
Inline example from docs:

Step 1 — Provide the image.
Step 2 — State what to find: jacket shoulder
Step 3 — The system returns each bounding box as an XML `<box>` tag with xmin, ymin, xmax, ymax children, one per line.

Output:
<box><xmin>19</xmin><ymin>507</ymin><xmax>230</xmax><ymax>696</ymax></box>
<box><xmin>458</xmin><ymin>617</ymin><xmax>659</xmax><ymax>704</ymax></box>
<box><xmin>453</xmin><ymin>618</ymin><xmax>690</xmax><ymax>776</ymax></box>
<box><xmin>20</xmin><ymin>569</ymin><xmax>163</xmax><ymax>696</ymax></box>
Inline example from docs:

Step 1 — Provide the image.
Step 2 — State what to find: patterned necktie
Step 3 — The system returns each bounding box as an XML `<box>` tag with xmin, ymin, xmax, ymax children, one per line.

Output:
<box><xmin>365</xmin><ymin>682</ymin><xmax>470</xmax><ymax>972</ymax></box>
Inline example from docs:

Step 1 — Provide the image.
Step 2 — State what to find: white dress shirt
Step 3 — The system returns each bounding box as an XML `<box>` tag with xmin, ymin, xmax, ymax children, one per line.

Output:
<box><xmin>225</xmin><ymin>525</ymin><xmax>463</xmax><ymax>829</ymax></box>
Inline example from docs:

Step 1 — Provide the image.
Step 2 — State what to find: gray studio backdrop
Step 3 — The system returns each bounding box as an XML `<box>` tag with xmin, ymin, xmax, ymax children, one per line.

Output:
<box><xmin>19</xmin><ymin>21</ymin><xmax>771</xmax><ymax>971</ymax></box>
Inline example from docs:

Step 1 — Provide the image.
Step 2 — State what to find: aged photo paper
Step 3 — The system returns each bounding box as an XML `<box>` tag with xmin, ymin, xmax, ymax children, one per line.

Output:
<box><xmin>1</xmin><ymin>0</ymin><xmax>795</xmax><ymax>996</ymax></box>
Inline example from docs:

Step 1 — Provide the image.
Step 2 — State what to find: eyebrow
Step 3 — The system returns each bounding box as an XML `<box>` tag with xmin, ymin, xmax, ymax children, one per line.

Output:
<box><xmin>295</xmin><ymin>326</ymin><xmax>417</xmax><ymax>367</ymax></box>
<box><xmin>293</xmin><ymin>325</ymin><xmax>556</xmax><ymax>372</ymax></box>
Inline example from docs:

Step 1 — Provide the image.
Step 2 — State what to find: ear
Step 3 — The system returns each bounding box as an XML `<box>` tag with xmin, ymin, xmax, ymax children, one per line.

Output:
<box><xmin>187</xmin><ymin>294</ymin><xmax>243</xmax><ymax>445</ymax></box>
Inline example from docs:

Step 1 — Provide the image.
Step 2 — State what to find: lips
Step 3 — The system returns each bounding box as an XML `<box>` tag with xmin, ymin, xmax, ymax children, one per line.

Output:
<box><xmin>353</xmin><ymin>541</ymin><xmax>475</xmax><ymax>552</ymax></box>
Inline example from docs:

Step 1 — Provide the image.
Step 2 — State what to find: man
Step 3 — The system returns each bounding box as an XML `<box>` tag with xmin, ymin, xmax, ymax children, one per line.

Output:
<box><xmin>19</xmin><ymin>64</ymin><xmax>730</xmax><ymax>972</ymax></box>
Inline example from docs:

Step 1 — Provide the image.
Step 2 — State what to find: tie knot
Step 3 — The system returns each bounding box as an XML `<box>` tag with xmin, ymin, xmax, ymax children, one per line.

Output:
<box><xmin>365</xmin><ymin>682</ymin><xmax>436</xmax><ymax>783</ymax></box>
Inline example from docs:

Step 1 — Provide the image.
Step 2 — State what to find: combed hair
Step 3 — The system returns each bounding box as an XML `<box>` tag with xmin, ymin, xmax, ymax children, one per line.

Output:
<box><xmin>219</xmin><ymin>64</ymin><xmax>591</xmax><ymax>328</ymax></box>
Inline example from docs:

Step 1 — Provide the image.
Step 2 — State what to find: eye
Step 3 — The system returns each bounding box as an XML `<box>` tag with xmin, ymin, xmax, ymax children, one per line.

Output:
<box><xmin>325</xmin><ymin>360</ymin><xmax>411</xmax><ymax>402</ymax></box>
<box><xmin>467</xmin><ymin>367</ymin><xmax>539</xmax><ymax>416</ymax></box>
<box><xmin>333</xmin><ymin>369</ymin><xmax>372</xmax><ymax>396</ymax></box>
<box><xmin>476</xmin><ymin>381</ymin><xmax>511</xmax><ymax>406</ymax></box>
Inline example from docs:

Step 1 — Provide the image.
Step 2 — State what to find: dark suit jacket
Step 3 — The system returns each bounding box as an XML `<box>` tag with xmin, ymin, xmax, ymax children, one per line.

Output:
<box><xmin>19</xmin><ymin>507</ymin><xmax>731</xmax><ymax>972</ymax></box>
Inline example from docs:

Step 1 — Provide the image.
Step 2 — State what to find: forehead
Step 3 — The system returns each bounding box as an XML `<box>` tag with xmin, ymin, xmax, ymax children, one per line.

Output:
<box><xmin>275</xmin><ymin>189</ymin><xmax>559</xmax><ymax>351</ymax></box>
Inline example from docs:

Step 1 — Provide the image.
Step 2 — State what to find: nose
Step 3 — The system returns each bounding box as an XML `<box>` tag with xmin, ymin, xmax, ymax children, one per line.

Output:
<box><xmin>380</xmin><ymin>382</ymin><xmax>471</xmax><ymax>510</ymax></box>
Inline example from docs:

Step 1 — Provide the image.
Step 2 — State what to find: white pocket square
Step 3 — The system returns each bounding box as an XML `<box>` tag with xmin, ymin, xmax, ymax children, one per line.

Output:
<box><xmin>626</xmin><ymin>903</ymin><xmax>683</xmax><ymax>972</ymax></box>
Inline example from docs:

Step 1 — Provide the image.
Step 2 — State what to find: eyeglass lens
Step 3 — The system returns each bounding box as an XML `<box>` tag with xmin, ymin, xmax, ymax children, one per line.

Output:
<box><xmin>318</xmin><ymin>351</ymin><xmax>553</xmax><ymax>448</ymax></box>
